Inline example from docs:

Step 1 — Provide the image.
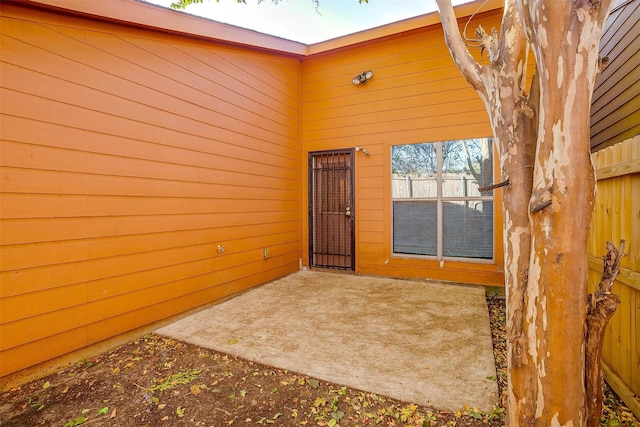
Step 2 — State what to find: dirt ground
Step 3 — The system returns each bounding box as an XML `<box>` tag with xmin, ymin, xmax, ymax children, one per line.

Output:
<box><xmin>1</xmin><ymin>294</ymin><xmax>638</xmax><ymax>427</ymax></box>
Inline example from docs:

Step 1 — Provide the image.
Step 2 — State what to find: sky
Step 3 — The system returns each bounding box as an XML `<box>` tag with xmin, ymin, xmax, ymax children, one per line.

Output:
<box><xmin>142</xmin><ymin>0</ymin><xmax>471</xmax><ymax>44</ymax></box>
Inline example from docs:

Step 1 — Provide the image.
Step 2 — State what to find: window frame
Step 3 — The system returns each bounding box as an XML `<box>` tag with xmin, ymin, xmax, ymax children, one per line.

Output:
<box><xmin>390</xmin><ymin>139</ymin><xmax>496</xmax><ymax>262</ymax></box>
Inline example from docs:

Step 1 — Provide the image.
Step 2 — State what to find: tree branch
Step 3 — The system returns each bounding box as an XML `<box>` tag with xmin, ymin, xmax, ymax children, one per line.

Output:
<box><xmin>585</xmin><ymin>240</ymin><xmax>625</xmax><ymax>427</ymax></box>
<box><xmin>435</xmin><ymin>0</ymin><xmax>484</xmax><ymax>94</ymax></box>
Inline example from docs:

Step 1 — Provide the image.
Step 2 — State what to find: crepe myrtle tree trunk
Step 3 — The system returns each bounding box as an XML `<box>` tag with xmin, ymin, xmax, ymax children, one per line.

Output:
<box><xmin>436</xmin><ymin>0</ymin><xmax>614</xmax><ymax>425</ymax></box>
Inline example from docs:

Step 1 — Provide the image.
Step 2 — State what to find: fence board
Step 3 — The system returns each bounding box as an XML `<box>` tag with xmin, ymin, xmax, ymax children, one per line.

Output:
<box><xmin>590</xmin><ymin>136</ymin><xmax>640</xmax><ymax>416</ymax></box>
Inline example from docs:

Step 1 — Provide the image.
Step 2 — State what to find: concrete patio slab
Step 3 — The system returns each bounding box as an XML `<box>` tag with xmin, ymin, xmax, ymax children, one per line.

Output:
<box><xmin>156</xmin><ymin>270</ymin><xmax>499</xmax><ymax>411</ymax></box>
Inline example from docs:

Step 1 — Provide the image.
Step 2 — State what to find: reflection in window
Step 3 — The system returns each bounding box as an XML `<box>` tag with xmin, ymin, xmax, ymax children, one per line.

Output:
<box><xmin>392</xmin><ymin>139</ymin><xmax>494</xmax><ymax>260</ymax></box>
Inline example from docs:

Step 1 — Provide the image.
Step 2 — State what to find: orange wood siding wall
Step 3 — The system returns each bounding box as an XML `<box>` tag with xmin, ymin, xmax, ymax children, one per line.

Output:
<box><xmin>300</xmin><ymin>10</ymin><xmax>505</xmax><ymax>286</ymax></box>
<box><xmin>0</xmin><ymin>4</ymin><xmax>301</xmax><ymax>378</ymax></box>
<box><xmin>590</xmin><ymin>0</ymin><xmax>640</xmax><ymax>150</ymax></box>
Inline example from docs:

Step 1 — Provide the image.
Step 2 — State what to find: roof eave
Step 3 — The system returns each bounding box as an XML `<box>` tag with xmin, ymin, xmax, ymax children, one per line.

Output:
<box><xmin>307</xmin><ymin>0</ymin><xmax>504</xmax><ymax>55</ymax></box>
<box><xmin>13</xmin><ymin>0</ymin><xmax>504</xmax><ymax>57</ymax></box>
<box><xmin>15</xmin><ymin>0</ymin><xmax>309</xmax><ymax>56</ymax></box>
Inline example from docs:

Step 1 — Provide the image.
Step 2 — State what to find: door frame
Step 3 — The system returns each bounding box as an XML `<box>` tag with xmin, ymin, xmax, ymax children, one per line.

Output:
<box><xmin>308</xmin><ymin>149</ymin><xmax>355</xmax><ymax>271</ymax></box>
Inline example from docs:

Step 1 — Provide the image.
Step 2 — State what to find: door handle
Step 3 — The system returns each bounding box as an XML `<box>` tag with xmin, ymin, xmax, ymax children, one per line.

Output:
<box><xmin>345</xmin><ymin>206</ymin><xmax>352</xmax><ymax>217</ymax></box>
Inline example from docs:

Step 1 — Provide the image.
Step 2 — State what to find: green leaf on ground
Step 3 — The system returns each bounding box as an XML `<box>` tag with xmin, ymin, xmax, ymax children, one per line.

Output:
<box><xmin>63</xmin><ymin>416</ymin><xmax>87</xmax><ymax>427</ymax></box>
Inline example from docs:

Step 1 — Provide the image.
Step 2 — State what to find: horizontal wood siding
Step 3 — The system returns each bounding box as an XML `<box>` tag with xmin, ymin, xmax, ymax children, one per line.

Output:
<box><xmin>590</xmin><ymin>0</ymin><xmax>640</xmax><ymax>150</ymax></box>
<box><xmin>588</xmin><ymin>137</ymin><xmax>640</xmax><ymax>416</ymax></box>
<box><xmin>300</xmin><ymin>9</ymin><xmax>505</xmax><ymax>285</ymax></box>
<box><xmin>0</xmin><ymin>5</ymin><xmax>300</xmax><ymax>377</ymax></box>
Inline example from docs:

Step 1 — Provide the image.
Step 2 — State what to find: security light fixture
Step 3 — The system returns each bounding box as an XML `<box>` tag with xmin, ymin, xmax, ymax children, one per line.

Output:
<box><xmin>352</xmin><ymin>70</ymin><xmax>373</xmax><ymax>85</ymax></box>
<box><xmin>355</xmin><ymin>146</ymin><xmax>370</xmax><ymax>156</ymax></box>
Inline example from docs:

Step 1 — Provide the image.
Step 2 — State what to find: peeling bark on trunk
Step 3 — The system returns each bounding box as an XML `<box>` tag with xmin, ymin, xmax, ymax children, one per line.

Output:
<box><xmin>436</xmin><ymin>0</ymin><xmax>538</xmax><ymax>423</ymax></box>
<box><xmin>518</xmin><ymin>2</ymin><xmax>613</xmax><ymax>424</ymax></box>
<box><xmin>585</xmin><ymin>241</ymin><xmax>624</xmax><ymax>427</ymax></box>
<box><xmin>436</xmin><ymin>0</ymin><xmax>614</xmax><ymax>425</ymax></box>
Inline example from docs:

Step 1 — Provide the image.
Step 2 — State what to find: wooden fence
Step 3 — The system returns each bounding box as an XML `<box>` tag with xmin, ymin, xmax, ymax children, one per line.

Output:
<box><xmin>391</xmin><ymin>173</ymin><xmax>483</xmax><ymax>198</ymax></box>
<box><xmin>589</xmin><ymin>136</ymin><xmax>640</xmax><ymax>417</ymax></box>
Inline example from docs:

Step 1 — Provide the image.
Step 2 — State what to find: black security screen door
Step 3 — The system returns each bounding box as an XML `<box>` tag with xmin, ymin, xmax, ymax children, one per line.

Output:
<box><xmin>309</xmin><ymin>150</ymin><xmax>355</xmax><ymax>270</ymax></box>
